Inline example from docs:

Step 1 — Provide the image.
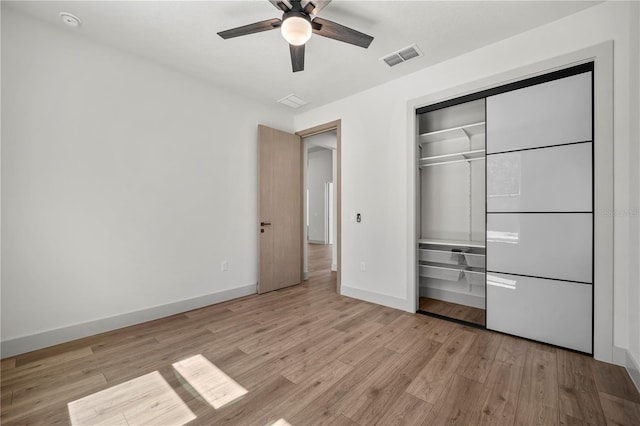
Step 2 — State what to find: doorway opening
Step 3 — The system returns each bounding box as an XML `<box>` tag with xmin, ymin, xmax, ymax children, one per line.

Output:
<box><xmin>305</xmin><ymin>137</ymin><xmax>336</xmax><ymax>275</ymax></box>
<box><xmin>297</xmin><ymin>120</ymin><xmax>341</xmax><ymax>292</ymax></box>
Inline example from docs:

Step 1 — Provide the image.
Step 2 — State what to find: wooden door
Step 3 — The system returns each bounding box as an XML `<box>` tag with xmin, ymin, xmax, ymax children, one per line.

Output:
<box><xmin>258</xmin><ymin>125</ymin><xmax>303</xmax><ymax>293</ymax></box>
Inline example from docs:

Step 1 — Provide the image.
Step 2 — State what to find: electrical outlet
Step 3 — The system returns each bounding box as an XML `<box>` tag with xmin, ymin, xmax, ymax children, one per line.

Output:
<box><xmin>360</xmin><ymin>261</ymin><xmax>366</xmax><ymax>272</ymax></box>
<box><xmin>221</xmin><ymin>261</ymin><xmax>229</xmax><ymax>272</ymax></box>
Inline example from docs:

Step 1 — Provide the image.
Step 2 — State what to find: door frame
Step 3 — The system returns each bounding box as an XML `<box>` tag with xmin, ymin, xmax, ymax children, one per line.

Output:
<box><xmin>296</xmin><ymin>120</ymin><xmax>342</xmax><ymax>293</ymax></box>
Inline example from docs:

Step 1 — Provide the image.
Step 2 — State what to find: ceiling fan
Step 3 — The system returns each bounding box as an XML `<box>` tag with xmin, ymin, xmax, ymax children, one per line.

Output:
<box><xmin>217</xmin><ymin>0</ymin><xmax>374</xmax><ymax>72</ymax></box>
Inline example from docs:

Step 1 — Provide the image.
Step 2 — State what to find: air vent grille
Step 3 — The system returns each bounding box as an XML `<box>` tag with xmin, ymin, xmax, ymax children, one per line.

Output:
<box><xmin>381</xmin><ymin>44</ymin><xmax>423</xmax><ymax>68</ymax></box>
<box><xmin>383</xmin><ymin>54</ymin><xmax>404</xmax><ymax>67</ymax></box>
<box><xmin>277</xmin><ymin>94</ymin><xmax>309</xmax><ymax>109</ymax></box>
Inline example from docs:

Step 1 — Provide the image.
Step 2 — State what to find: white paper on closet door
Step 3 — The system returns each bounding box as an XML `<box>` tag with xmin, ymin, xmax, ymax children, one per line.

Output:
<box><xmin>487</xmin><ymin>213</ymin><xmax>592</xmax><ymax>283</ymax></box>
<box><xmin>486</xmin><ymin>272</ymin><xmax>592</xmax><ymax>353</ymax></box>
<box><xmin>486</xmin><ymin>72</ymin><xmax>592</xmax><ymax>153</ymax></box>
<box><xmin>487</xmin><ymin>142</ymin><xmax>592</xmax><ymax>212</ymax></box>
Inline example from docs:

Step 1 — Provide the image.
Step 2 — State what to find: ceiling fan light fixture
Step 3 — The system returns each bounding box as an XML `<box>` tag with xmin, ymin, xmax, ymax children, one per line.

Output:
<box><xmin>281</xmin><ymin>15</ymin><xmax>312</xmax><ymax>46</ymax></box>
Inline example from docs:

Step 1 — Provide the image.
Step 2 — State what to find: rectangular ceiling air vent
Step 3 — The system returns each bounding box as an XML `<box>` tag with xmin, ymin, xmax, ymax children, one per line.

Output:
<box><xmin>381</xmin><ymin>44</ymin><xmax>423</xmax><ymax>68</ymax></box>
<box><xmin>277</xmin><ymin>94</ymin><xmax>309</xmax><ymax>109</ymax></box>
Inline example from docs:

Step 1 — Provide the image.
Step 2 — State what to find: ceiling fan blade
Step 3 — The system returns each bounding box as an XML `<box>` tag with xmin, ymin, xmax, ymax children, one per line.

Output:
<box><xmin>303</xmin><ymin>1</ymin><xmax>316</xmax><ymax>14</ymax></box>
<box><xmin>268</xmin><ymin>0</ymin><xmax>291</xmax><ymax>12</ymax></box>
<box><xmin>218</xmin><ymin>18</ymin><xmax>282</xmax><ymax>39</ymax></box>
<box><xmin>290</xmin><ymin>44</ymin><xmax>305</xmax><ymax>72</ymax></box>
<box><xmin>312</xmin><ymin>17</ymin><xmax>373</xmax><ymax>48</ymax></box>
<box><xmin>306</xmin><ymin>0</ymin><xmax>331</xmax><ymax>18</ymax></box>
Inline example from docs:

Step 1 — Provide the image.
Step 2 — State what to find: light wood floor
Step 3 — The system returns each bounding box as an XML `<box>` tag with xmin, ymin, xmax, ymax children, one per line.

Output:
<box><xmin>308</xmin><ymin>243</ymin><xmax>332</xmax><ymax>273</ymax></box>
<box><xmin>419</xmin><ymin>297</ymin><xmax>486</xmax><ymax>326</ymax></box>
<box><xmin>2</xmin><ymin>268</ymin><xmax>640</xmax><ymax>425</ymax></box>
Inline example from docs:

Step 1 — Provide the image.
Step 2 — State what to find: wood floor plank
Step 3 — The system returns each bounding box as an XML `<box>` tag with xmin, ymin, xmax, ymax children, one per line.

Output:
<box><xmin>474</xmin><ymin>360</ymin><xmax>523</xmax><ymax>425</ymax></box>
<box><xmin>425</xmin><ymin>373</ymin><xmax>485</xmax><ymax>425</ymax></box>
<box><xmin>557</xmin><ymin>350</ymin><xmax>606</xmax><ymax>425</ymax></box>
<box><xmin>495</xmin><ymin>333</ymin><xmax>529</xmax><ymax>366</ymax></box>
<box><xmin>288</xmin><ymin>348</ymin><xmax>397</xmax><ymax>425</ymax></box>
<box><xmin>591</xmin><ymin>359</ymin><xmax>640</xmax><ymax>403</ymax></box>
<box><xmin>280</xmin><ymin>320</ymin><xmax>383</xmax><ymax>384</ymax></box>
<box><xmin>405</xmin><ymin>328</ymin><xmax>477</xmax><ymax>403</ymax></box>
<box><xmin>68</xmin><ymin>371</ymin><xmax>195</xmax><ymax>426</ymax></box>
<box><xmin>417</xmin><ymin>316</ymin><xmax>458</xmax><ymax>344</ymax></box>
<box><xmin>327</xmin><ymin>414</ymin><xmax>360</xmax><ymax>426</ymax></box>
<box><xmin>10</xmin><ymin>373</ymin><xmax>107</xmax><ymax>409</ymax></box>
<box><xmin>1</xmin><ymin>388</ymin><xmax>13</xmax><ymax>412</ymax></box>
<box><xmin>237</xmin><ymin>309</ymin><xmax>337</xmax><ymax>354</ymax></box>
<box><xmin>2</xmin><ymin>260</ymin><xmax>639</xmax><ymax>425</ymax></box>
<box><xmin>1</xmin><ymin>347</ymin><xmax>94</xmax><ymax>385</ymax></box>
<box><xmin>383</xmin><ymin>315</ymin><xmax>434</xmax><ymax>353</ymax></box>
<box><xmin>374</xmin><ymin>391</ymin><xmax>434</xmax><ymax>426</ymax></box>
<box><xmin>559</xmin><ymin>412</ymin><xmax>593</xmax><ymax>426</ymax></box>
<box><xmin>262</xmin><ymin>359</ymin><xmax>353</xmax><ymax>425</ymax></box>
<box><xmin>1</xmin><ymin>358</ymin><xmax>16</xmax><ymax>370</ymax></box>
<box><xmin>196</xmin><ymin>376</ymin><xmax>296</xmax><ymax>425</ymax></box>
<box><xmin>342</xmin><ymin>338</ymin><xmax>441</xmax><ymax>425</ymax></box>
<box><xmin>337</xmin><ymin>314</ymin><xmax>419</xmax><ymax>366</ymax></box>
<box><xmin>598</xmin><ymin>391</ymin><xmax>640</xmax><ymax>426</ymax></box>
<box><xmin>369</xmin><ymin>305</ymin><xmax>404</xmax><ymax>325</ymax></box>
<box><xmin>332</xmin><ymin>304</ymin><xmax>384</xmax><ymax>332</ymax></box>
<box><xmin>2</xmin><ymin>373</ymin><xmax>108</xmax><ymax>424</ymax></box>
<box><xmin>460</xmin><ymin>329</ymin><xmax>502</xmax><ymax>384</ymax></box>
<box><xmin>514</xmin><ymin>345</ymin><xmax>560</xmax><ymax>425</ymax></box>
<box><xmin>225</xmin><ymin>327</ymin><xmax>346</xmax><ymax>390</ymax></box>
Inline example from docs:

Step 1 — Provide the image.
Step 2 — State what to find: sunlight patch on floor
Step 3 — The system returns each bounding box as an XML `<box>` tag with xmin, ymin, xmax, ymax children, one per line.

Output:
<box><xmin>67</xmin><ymin>371</ymin><xmax>195</xmax><ymax>426</ymax></box>
<box><xmin>172</xmin><ymin>354</ymin><xmax>248</xmax><ymax>409</ymax></box>
<box><xmin>268</xmin><ymin>418</ymin><xmax>293</xmax><ymax>426</ymax></box>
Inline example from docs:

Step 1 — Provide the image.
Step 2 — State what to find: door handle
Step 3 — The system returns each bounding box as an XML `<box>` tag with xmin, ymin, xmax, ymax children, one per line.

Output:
<box><xmin>261</xmin><ymin>222</ymin><xmax>271</xmax><ymax>226</ymax></box>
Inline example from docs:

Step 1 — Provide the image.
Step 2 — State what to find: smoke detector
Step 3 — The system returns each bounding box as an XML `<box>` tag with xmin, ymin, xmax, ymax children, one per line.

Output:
<box><xmin>60</xmin><ymin>12</ymin><xmax>81</xmax><ymax>27</ymax></box>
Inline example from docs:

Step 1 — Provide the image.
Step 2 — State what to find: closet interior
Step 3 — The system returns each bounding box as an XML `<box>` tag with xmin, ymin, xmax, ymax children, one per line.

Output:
<box><xmin>417</xmin><ymin>99</ymin><xmax>486</xmax><ymax>326</ymax></box>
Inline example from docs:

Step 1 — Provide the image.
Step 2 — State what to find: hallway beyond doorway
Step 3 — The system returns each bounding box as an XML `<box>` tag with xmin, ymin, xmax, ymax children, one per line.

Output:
<box><xmin>307</xmin><ymin>243</ymin><xmax>332</xmax><ymax>273</ymax></box>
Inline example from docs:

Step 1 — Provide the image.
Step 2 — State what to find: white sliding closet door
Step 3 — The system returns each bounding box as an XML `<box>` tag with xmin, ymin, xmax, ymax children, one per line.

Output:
<box><xmin>485</xmin><ymin>67</ymin><xmax>593</xmax><ymax>353</ymax></box>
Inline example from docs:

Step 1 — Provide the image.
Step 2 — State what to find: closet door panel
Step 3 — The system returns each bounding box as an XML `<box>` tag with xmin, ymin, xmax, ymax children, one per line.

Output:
<box><xmin>487</xmin><ymin>213</ymin><xmax>592</xmax><ymax>283</ymax></box>
<box><xmin>487</xmin><ymin>142</ymin><xmax>592</xmax><ymax>212</ymax></box>
<box><xmin>486</xmin><ymin>272</ymin><xmax>592</xmax><ymax>353</ymax></box>
<box><xmin>486</xmin><ymin>72</ymin><xmax>592</xmax><ymax>154</ymax></box>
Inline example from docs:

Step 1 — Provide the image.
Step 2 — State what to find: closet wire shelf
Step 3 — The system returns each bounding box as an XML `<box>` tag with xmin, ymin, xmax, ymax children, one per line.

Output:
<box><xmin>418</xmin><ymin>121</ymin><xmax>486</xmax><ymax>144</ymax></box>
<box><xmin>419</xmin><ymin>263</ymin><xmax>485</xmax><ymax>284</ymax></box>
<box><xmin>419</xmin><ymin>149</ymin><xmax>485</xmax><ymax>168</ymax></box>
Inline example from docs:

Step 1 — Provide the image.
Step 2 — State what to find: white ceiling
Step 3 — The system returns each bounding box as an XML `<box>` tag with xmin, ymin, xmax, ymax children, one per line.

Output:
<box><xmin>5</xmin><ymin>1</ymin><xmax>601</xmax><ymax>111</ymax></box>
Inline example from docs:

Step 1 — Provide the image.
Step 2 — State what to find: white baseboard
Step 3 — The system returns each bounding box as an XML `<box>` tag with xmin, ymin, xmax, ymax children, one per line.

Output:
<box><xmin>613</xmin><ymin>345</ymin><xmax>627</xmax><ymax>366</ymax></box>
<box><xmin>331</xmin><ymin>263</ymin><xmax>337</xmax><ymax>271</ymax></box>
<box><xmin>419</xmin><ymin>286</ymin><xmax>485</xmax><ymax>309</ymax></box>
<box><xmin>0</xmin><ymin>283</ymin><xmax>257</xmax><ymax>358</ymax></box>
<box><xmin>612</xmin><ymin>345</ymin><xmax>640</xmax><ymax>394</ymax></box>
<box><xmin>625</xmin><ymin>348</ymin><xmax>640</xmax><ymax>394</ymax></box>
<box><xmin>340</xmin><ymin>285</ymin><xmax>408</xmax><ymax>311</ymax></box>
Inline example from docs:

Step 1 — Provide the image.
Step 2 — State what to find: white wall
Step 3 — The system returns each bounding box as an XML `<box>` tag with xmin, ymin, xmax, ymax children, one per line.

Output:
<box><xmin>294</xmin><ymin>0</ymin><xmax>639</xmax><ymax>370</ymax></box>
<box><xmin>1</xmin><ymin>8</ymin><xmax>292</xmax><ymax>356</ymax></box>
<box><xmin>307</xmin><ymin>149</ymin><xmax>333</xmax><ymax>243</ymax></box>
